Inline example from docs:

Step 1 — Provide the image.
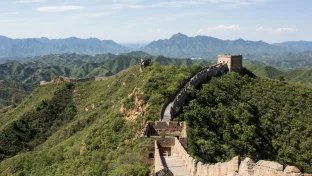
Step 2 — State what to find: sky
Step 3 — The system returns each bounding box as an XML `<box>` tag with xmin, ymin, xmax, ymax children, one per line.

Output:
<box><xmin>0</xmin><ymin>0</ymin><xmax>311</xmax><ymax>43</ymax></box>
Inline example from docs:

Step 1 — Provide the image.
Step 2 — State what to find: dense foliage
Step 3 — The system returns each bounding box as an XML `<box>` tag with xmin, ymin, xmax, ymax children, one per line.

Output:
<box><xmin>178</xmin><ymin>72</ymin><xmax>312</xmax><ymax>172</ymax></box>
<box><xmin>0</xmin><ymin>64</ymin><xmax>192</xmax><ymax>175</ymax></box>
<box><xmin>0</xmin><ymin>83</ymin><xmax>76</xmax><ymax>160</ymax></box>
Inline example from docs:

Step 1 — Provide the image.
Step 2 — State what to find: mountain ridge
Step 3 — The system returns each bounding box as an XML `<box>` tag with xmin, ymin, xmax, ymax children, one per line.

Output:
<box><xmin>2</xmin><ymin>34</ymin><xmax>310</xmax><ymax>59</ymax></box>
<box><xmin>140</xmin><ymin>33</ymin><xmax>296</xmax><ymax>58</ymax></box>
<box><xmin>274</xmin><ymin>41</ymin><xmax>312</xmax><ymax>51</ymax></box>
<box><xmin>0</xmin><ymin>36</ymin><xmax>129</xmax><ymax>58</ymax></box>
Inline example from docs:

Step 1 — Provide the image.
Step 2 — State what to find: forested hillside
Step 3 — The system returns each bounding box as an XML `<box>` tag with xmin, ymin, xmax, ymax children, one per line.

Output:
<box><xmin>244</xmin><ymin>59</ymin><xmax>312</xmax><ymax>86</ymax></box>
<box><xmin>0</xmin><ymin>52</ymin><xmax>211</xmax><ymax>108</ymax></box>
<box><xmin>0</xmin><ymin>64</ymin><xmax>195</xmax><ymax>175</ymax></box>
<box><xmin>1</xmin><ymin>62</ymin><xmax>312</xmax><ymax>174</ymax></box>
<box><xmin>178</xmin><ymin>72</ymin><xmax>312</xmax><ymax>172</ymax></box>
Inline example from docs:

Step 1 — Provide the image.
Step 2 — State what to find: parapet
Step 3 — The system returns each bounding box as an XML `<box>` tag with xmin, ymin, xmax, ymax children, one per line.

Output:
<box><xmin>140</xmin><ymin>121</ymin><xmax>187</xmax><ymax>139</ymax></box>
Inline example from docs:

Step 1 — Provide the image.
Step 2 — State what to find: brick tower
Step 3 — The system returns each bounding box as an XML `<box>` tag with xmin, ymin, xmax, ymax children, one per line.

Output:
<box><xmin>217</xmin><ymin>54</ymin><xmax>243</xmax><ymax>72</ymax></box>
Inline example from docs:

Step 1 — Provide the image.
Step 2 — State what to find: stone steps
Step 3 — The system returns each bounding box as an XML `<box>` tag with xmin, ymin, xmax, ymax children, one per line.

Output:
<box><xmin>162</xmin><ymin>156</ymin><xmax>191</xmax><ymax>176</ymax></box>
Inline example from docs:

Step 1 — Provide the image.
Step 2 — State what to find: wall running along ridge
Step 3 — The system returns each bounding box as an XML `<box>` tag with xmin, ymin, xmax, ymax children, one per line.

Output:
<box><xmin>172</xmin><ymin>138</ymin><xmax>310</xmax><ymax>176</ymax></box>
<box><xmin>160</xmin><ymin>63</ymin><xmax>227</xmax><ymax>121</ymax></box>
<box><xmin>147</xmin><ymin>59</ymin><xmax>310</xmax><ymax>175</ymax></box>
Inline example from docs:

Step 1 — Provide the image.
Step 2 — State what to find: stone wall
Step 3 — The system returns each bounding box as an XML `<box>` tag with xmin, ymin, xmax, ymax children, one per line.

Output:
<box><xmin>140</xmin><ymin>121</ymin><xmax>188</xmax><ymax>148</ymax></box>
<box><xmin>140</xmin><ymin>59</ymin><xmax>310</xmax><ymax>176</ymax></box>
<box><xmin>39</xmin><ymin>81</ymin><xmax>51</xmax><ymax>86</ymax></box>
<box><xmin>153</xmin><ymin>121</ymin><xmax>187</xmax><ymax>137</ymax></box>
<box><xmin>160</xmin><ymin>64</ymin><xmax>228</xmax><ymax>121</ymax></box>
<box><xmin>171</xmin><ymin>137</ymin><xmax>309</xmax><ymax>176</ymax></box>
<box><xmin>40</xmin><ymin>76</ymin><xmax>97</xmax><ymax>86</ymax></box>
<box><xmin>217</xmin><ymin>54</ymin><xmax>242</xmax><ymax>72</ymax></box>
<box><xmin>172</xmin><ymin>137</ymin><xmax>198</xmax><ymax>176</ymax></box>
<box><xmin>152</xmin><ymin>136</ymin><xmax>175</xmax><ymax>148</ymax></box>
<box><xmin>69</xmin><ymin>77</ymin><xmax>95</xmax><ymax>82</ymax></box>
<box><xmin>155</xmin><ymin>140</ymin><xmax>165</xmax><ymax>173</ymax></box>
<box><xmin>237</xmin><ymin>158</ymin><xmax>308</xmax><ymax>176</ymax></box>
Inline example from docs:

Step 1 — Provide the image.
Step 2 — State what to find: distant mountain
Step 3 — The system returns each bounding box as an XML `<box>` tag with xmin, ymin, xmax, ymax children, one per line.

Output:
<box><xmin>0</xmin><ymin>35</ymin><xmax>129</xmax><ymax>58</ymax></box>
<box><xmin>120</xmin><ymin>43</ymin><xmax>147</xmax><ymax>50</ymax></box>
<box><xmin>140</xmin><ymin>33</ymin><xmax>295</xmax><ymax>58</ymax></box>
<box><xmin>275</xmin><ymin>41</ymin><xmax>312</xmax><ymax>51</ymax></box>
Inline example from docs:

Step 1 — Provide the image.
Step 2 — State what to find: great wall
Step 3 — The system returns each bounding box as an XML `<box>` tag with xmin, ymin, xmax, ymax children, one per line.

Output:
<box><xmin>141</xmin><ymin>54</ymin><xmax>311</xmax><ymax>176</ymax></box>
<box><xmin>39</xmin><ymin>67</ymin><xmax>132</xmax><ymax>86</ymax></box>
<box><xmin>39</xmin><ymin>55</ymin><xmax>311</xmax><ymax>176</ymax></box>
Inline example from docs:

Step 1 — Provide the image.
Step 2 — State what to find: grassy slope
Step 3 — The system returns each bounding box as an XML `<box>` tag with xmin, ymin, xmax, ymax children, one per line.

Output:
<box><xmin>0</xmin><ymin>64</ymin><xmax>192</xmax><ymax>175</ymax></box>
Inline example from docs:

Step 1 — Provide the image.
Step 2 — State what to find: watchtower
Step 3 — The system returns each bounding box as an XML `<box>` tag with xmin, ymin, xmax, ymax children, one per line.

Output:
<box><xmin>217</xmin><ymin>54</ymin><xmax>243</xmax><ymax>72</ymax></box>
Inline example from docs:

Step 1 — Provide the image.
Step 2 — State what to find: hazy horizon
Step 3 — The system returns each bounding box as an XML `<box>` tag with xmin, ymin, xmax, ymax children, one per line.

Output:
<box><xmin>0</xmin><ymin>0</ymin><xmax>311</xmax><ymax>43</ymax></box>
<box><xmin>1</xmin><ymin>33</ymin><xmax>311</xmax><ymax>45</ymax></box>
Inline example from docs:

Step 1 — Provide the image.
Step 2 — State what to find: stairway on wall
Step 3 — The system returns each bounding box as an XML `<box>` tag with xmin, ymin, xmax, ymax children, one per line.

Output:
<box><xmin>160</xmin><ymin>64</ymin><xmax>226</xmax><ymax>122</ymax></box>
<box><xmin>161</xmin><ymin>155</ymin><xmax>191</xmax><ymax>176</ymax></box>
<box><xmin>163</xmin><ymin>102</ymin><xmax>174</xmax><ymax>122</ymax></box>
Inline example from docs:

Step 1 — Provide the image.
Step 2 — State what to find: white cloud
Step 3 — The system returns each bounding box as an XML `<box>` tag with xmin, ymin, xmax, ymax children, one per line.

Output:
<box><xmin>15</xmin><ymin>0</ymin><xmax>46</xmax><ymax>3</ymax></box>
<box><xmin>200</xmin><ymin>24</ymin><xmax>240</xmax><ymax>32</ymax></box>
<box><xmin>37</xmin><ymin>6</ymin><xmax>84</xmax><ymax>12</ymax></box>
<box><xmin>273</xmin><ymin>28</ymin><xmax>298</xmax><ymax>33</ymax></box>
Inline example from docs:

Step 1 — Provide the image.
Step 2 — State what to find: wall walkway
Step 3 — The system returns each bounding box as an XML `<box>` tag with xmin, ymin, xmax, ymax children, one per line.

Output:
<box><xmin>160</xmin><ymin>64</ymin><xmax>227</xmax><ymax>121</ymax></box>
